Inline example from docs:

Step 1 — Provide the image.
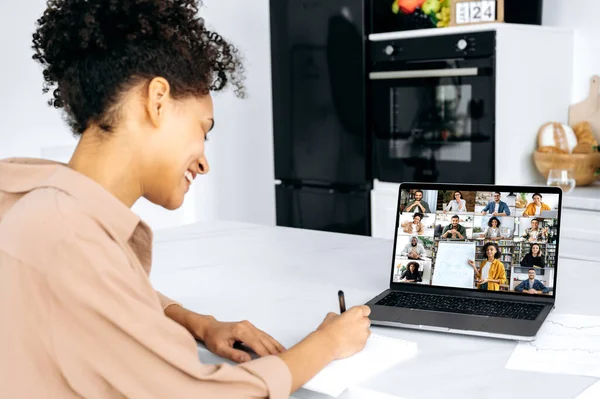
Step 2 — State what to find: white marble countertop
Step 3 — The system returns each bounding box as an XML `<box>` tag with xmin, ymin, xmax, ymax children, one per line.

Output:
<box><xmin>150</xmin><ymin>221</ymin><xmax>600</xmax><ymax>399</ymax></box>
<box><xmin>562</xmin><ymin>183</ymin><xmax>600</xmax><ymax>212</ymax></box>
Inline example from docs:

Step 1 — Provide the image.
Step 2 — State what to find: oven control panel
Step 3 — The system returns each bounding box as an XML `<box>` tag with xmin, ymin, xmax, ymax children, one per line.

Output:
<box><xmin>370</xmin><ymin>31</ymin><xmax>496</xmax><ymax>63</ymax></box>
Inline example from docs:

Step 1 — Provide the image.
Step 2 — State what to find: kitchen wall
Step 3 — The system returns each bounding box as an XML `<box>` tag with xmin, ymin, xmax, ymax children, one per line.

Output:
<box><xmin>3</xmin><ymin>1</ymin><xmax>599</xmax><ymax>231</ymax></box>
<box><xmin>0</xmin><ymin>0</ymin><xmax>276</xmax><ymax>231</ymax></box>
<box><xmin>543</xmin><ymin>0</ymin><xmax>600</xmax><ymax>104</ymax></box>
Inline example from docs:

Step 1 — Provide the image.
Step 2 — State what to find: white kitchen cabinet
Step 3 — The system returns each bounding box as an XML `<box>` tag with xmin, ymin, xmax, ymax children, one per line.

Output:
<box><xmin>370</xmin><ymin>180</ymin><xmax>401</xmax><ymax>240</ymax></box>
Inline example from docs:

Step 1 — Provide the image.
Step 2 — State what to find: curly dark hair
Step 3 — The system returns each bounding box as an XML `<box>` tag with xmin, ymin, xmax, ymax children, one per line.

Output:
<box><xmin>482</xmin><ymin>242</ymin><xmax>501</xmax><ymax>259</ymax></box>
<box><xmin>407</xmin><ymin>261</ymin><xmax>419</xmax><ymax>270</ymax></box>
<box><xmin>31</xmin><ymin>0</ymin><xmax>245</xmax><ymax>134</ymax></box>
<box><xmin>487</xmin><ymin>216</ymin><xmax>501</xmax><ymax>227</ymax></box>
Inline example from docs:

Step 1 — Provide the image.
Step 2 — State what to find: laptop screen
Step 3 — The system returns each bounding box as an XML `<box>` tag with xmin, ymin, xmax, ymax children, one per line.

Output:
<box><xmin>393</xmin><ymin>186</ymin><xmax>561</xmax><ymax>297</ymax></box>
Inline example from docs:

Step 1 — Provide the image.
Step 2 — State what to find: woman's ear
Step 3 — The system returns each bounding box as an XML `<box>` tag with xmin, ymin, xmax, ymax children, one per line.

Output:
<box><xmin>145</xmin><ymin>77</ymin><xmax>171</xmax><ymax>128</ymax></box>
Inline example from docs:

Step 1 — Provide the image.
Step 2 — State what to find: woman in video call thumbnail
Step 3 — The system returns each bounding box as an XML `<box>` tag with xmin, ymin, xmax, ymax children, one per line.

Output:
<box><xmin>401</xmin><ymin>212</ymin><xmax>425</xmax><ymax>235</ymax></box>
<box><xmin>468</xmin><ymin>243</ymin><xmax>507</xmax><ymax>291</ymax></box>
<box><xmin>520</xmin><ymin>243</ymin><xmax>545</xmax><ymax>268</ymax></box>
<box><xmin>400</xmin><ymin>262</ymin><xmax>422</xmax><ymax>283</ymax></box>
<box><xmin>522</xmin><ymin>192</ymin><xmax>551</xmax><ymax>217</ymax></box>
<box><xmin>485</xmin><ymin>216</ymin><xmax>502</xmax><ymax>240</ymax></box>
<box><xmin>444</xmin><ymin>191</ymin><xmax>467</xmax><ymax>213</ymax></box>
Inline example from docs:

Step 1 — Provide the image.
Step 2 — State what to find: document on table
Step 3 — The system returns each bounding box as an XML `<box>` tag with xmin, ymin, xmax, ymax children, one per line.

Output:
<box><xmin>576</xmin><ymin>380</ymin><xmax>600</xmax><ymax>399</ymax></box>
<box><xmin>302</xmin><ymin>333</ymin><xmax>417</xmax><ymax>397</ymax></box>
<box><xmin>505</xmin><ymin>313</ymin><xmax>600</xmax><ymax>378</ymax></box>
<box><xmin>346</xmin><ymin>387</ymin><xmax>407</xmax><ymax>398</ymax></box>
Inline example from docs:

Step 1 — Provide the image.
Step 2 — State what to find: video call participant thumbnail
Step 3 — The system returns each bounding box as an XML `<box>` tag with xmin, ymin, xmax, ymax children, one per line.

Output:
<box><xmin>467</xmin><ymin>242</ymin><xmax>507</xmax><ymax>291</ymax></box>
<box><xmin>441</xmin><ymin>215</ymin><xmax>466</xmax><ymax>240</ymax></box>
<box><xmin>404</xmin><ymin>190</ymin><xmax>431</xmax><ymax>214</ymax></box>
<box><xmin>484</xmin><ymin>216</ymin><xmax>502</xmax><ymax>240</ymax></box>
<box><xmin>522</xmin><ymin>193</ymin><xmax>551</xmax><ymax>217</ymax></box>
<box><xmin>480</xmin><ymin>192</ymin><xmax>511</xmax><ymax>216</ymax></box>
<box><xmin>398</xmin><ymin>261</ymin><xmax>422</xmax><ymax>283</ymax></box>
<box><xmin>514</xmin><ymin>268</ymin><xmax>550</xmax><ymax>294</ymax></box>
<box><xmin>443</xmin><ymin>191</ymin><xmax>467</xmax><ymax>213</ymax></box>
<box><xmin>401</xmin><ymin>213</ymin><xmax>425</xmax><ymax>235</ymax></box>
<box><xmin>521</xmin><ymin>218</ymin><xmax>548</xmax><ymax>243</ymax></box>
<box><xmin>520</xmin><ymin>243</ymin><xmax>545</xmax><ymax>268</ymax></box>
<box><xmin>400</xmin><ymin>236</ymin><xmax>426</xmax><ymax>260</ymax></box>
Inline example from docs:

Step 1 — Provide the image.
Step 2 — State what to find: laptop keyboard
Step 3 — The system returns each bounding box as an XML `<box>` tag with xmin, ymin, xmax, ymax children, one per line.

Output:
<box><xmin>375</xmin><ymin>291</ymin><xmax>544</xmax><ymax>320</ymax></box>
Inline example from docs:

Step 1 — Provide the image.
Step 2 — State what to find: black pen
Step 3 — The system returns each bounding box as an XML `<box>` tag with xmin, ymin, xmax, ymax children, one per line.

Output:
<box><xmin>338</xmin><ymin>290</ymin><xmax>346</xmax><ymax>313</ymax></box>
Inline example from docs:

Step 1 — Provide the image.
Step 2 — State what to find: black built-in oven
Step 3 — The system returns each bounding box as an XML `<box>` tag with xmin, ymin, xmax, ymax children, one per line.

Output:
<box><xmin>369</xmin><ymin>31</ymin><xmax>496</xmax><ymax>184</ymax></box>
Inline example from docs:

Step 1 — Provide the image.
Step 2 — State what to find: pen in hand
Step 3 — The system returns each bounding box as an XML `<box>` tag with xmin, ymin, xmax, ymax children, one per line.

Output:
<box><xmin>338</xmin><ymin>290</ymin><xmax>346</xmax><ymax>313</ymax></box>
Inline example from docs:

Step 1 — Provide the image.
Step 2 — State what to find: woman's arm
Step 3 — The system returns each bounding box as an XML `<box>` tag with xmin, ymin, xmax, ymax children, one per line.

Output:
<box><xmin>495</xmin><ymin>261</ymin><xmax>508</xmax><ymax>284</ymax></box>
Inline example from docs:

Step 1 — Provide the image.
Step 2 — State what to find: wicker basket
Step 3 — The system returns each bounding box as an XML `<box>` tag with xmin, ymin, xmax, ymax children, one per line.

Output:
<box><xmin>533</xmin><ymin>151</ymin><xmax>600</xmax><ymax>186</ymax></box>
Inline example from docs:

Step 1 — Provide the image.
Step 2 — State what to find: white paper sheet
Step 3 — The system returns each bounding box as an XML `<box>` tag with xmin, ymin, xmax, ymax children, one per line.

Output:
<box><xmin>431</xmin><ymin>241</ymin><xmax>475</xmax><ymax>289</ymax></box>
<box><xmin>302</xmin><ymin>334</ymin><xmax>418</xmax><ymax>397</ymax></box>
<box><xmin>346</xmin><ymin>386</ymin><xmax>407</xmax><ymax>399</ymax></box>
<box><xmin>576</xmin><ymin>380</ymin><xmax>600</xmax><ymax>399</ymax></box>
<box><xmin>505</xmin><ymin>313</ymin><xmax>600</xmax><ymax>378</ymax></box>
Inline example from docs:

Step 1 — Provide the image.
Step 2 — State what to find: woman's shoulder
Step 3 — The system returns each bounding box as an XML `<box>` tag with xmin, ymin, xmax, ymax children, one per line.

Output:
<box><xmin>0</xmin><ymin>188</ymin><xmax>114</xmax><ymax>268</ymax></box>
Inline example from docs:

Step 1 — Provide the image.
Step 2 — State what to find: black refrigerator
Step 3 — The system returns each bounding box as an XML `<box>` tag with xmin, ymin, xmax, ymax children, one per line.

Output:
<box><xmin>269</xmin><ymin>0</ymin><xmax>371</xmax><ymax>236</ymax></box>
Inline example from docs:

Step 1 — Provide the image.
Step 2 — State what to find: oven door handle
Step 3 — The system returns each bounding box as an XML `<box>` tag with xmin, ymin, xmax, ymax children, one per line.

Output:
<box><xmin>369</xmin><ymin>68</ymin><xmax>479</xmax><ymax>80</ymax></box>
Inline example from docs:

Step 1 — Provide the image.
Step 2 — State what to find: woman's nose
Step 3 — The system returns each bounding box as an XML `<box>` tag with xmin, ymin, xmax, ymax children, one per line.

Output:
<box><xmin>198</xmin><ymin>155</ymin><xmax>210</xmax><ymax>175</ymax></box>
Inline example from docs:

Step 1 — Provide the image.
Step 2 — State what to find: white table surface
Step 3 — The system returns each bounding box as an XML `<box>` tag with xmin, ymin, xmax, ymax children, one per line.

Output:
<box><xmin>149</xmin><ymin>220</ymin><xmax>600</xmax><ymax>399</ymax></box>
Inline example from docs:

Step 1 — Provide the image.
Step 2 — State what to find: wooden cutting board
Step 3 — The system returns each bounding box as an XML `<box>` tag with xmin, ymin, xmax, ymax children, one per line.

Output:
<box><xmin>569</xmin><ymin>75</ymin><xmax>600</xmax><ymax>143</ymax></box>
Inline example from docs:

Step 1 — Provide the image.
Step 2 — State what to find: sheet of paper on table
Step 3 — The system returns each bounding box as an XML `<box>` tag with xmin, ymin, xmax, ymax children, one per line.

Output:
<box><xmin>302</xmin><ymin>333</ymin><xmax>417</xmax><ymax>397</ymax></box>
<box><xmin>505</xmin><ymin>313</ymin><xmax>600</xmax><ymax>378</ymax></box>
<box><xmin>576</xmin><ymin>380</ymin><xmax>600</xmax><ymax>399</ymax></box>
<box><xmin>345</xmin><ymin>386</ymin><xmax>408</xmax><ymax>398</ymax></box>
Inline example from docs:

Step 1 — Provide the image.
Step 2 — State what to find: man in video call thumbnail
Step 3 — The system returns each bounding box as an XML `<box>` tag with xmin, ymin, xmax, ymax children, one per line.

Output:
<box><xmin>400</xmin><ymin>236</ymin><xmax>426</xmax><ymax>260</ymax></box>
<box><xmin>441</xmin><ymin>215</ymin><xmax>466</xmax><ymax>240</ymax></box>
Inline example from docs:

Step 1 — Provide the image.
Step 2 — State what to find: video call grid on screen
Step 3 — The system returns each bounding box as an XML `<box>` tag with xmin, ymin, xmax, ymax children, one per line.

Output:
<box><xmin>391</xmin><ymin>185</ymin><xmax>562</xmax><ymax>297</ymax></box>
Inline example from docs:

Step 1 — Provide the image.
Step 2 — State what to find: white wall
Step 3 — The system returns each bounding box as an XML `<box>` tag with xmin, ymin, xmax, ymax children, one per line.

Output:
<box><xmin>543</xmin><ymin>0</ymin><xmax>600</xmax><ymax>103</ymax></box>
<box><xmin>0</xmin><ymin>0</ymin><xmax>275</xmax><ymax>231</ymax></box>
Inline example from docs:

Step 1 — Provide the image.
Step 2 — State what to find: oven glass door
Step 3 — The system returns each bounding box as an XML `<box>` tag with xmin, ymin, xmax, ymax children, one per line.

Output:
<box><xmin>370</xmin><ymin>59</ymin><xmax>495</xmax><ymax>184</ymax></box>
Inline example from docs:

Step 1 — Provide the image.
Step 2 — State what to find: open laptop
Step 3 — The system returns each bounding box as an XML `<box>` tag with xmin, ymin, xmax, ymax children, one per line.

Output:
<box><xmin>366</xmin><ymin>183</ymin><xmax>562</xmax><ymax>341</ymax></box>
<box><xmin>540</xmin><ymin>210</ymin><xmax>559</xmax><ymax>218</ymax></box>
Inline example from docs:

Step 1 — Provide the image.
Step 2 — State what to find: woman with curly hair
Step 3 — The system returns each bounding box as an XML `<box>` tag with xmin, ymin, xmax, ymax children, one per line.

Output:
<box><xmin>468</xmin><ymin>242</ymin><xmax>507</xmax><ymax>291</ymax></box>
<box><xmin>484</xmin><ymin>216</ymin><xmax>502</xmax><ymax>240</ymax></box>
<box><xmin>0</xmin><ymin>1</ymin><xmax>370</xmax><ymax>397</ymax></box>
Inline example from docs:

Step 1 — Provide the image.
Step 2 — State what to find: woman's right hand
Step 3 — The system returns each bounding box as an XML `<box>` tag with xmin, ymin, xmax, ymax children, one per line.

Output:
<box><xmin>468</xmin><ymin>259</ymin><xmax>476</xmax><ymax>267</ymax></box>
<box><xmin>316</xmin><ymin>306</ymin><xmax>371</xmax><ymax>360</ymax></box>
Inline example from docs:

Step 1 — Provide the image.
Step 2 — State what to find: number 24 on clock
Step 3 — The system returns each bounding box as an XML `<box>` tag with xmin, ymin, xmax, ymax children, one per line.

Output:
<box><xmin>455</xmin><ymin>1</ymin><xmax>498</xmax><ymax>24</ymax></box>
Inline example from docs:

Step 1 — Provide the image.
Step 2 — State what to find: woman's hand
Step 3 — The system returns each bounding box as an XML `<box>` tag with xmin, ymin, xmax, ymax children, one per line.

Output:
<box><xmin>198</xmin><ymin>317</ymin><xmax>286</xmax><ymax>363</ymax></box>
<box><xmin>468</xmin><ymin>259</ymin><xmax>476</xmax><ymax>267</ymax></box>
<box><xmin>316</xmin><ymin>306</ymin><xmax>371</xmax><ymax>360</ymax></box>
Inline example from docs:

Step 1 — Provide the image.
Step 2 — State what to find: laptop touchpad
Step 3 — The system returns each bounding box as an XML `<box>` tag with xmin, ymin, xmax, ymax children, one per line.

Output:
<box><xmin>399</xmin><ymin>310</ymin><xmax>488</xmax><ymax>331</ymax></box>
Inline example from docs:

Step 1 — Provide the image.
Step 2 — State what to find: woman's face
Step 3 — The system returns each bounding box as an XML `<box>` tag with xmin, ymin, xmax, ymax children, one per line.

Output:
<box><xmin>485</xmin><ymin>245</ymin><xmax>497</xmax><ymax>259</ymax></box>
<box><xmin>491</xmin><ymin>219</ymin><xmax>498</xmax><ymax>227</ymax></box>
<box><xmin>139</xmin><ymin>83</ymin><xmax>213</xmax><ymax>210</ymax></box>
<box><xmin>454</xmin><ymin>192</ymin><xmax>461</xmax><ymax>200</ymax></box>
<box><xmin>413</xmin><ymin>216</ymin><xmax>421</xmax><ymax>224</ymax></box>
<box><xmin>409</xmin><ymin>264</ymin><xmax>416</xmax><ymax>272</ymax></box>
<box><xmin>532</xmin><ymin>245</ymin><xmax>540</xmax><ymax>255</ymax></box>
<box><xmin>533</xmin><ymin>195</ymin><xmax>542</xmax><ymax>204</ymax></box>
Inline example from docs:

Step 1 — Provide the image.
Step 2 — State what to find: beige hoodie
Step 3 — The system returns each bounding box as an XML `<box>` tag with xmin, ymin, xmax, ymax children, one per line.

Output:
<box><xmin>0</xmin><ymin>157</ymin><xmax>291</xmax><ymax>398</ymax></box>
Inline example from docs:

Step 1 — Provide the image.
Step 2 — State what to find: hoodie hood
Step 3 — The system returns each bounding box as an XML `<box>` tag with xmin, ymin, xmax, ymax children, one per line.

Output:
<box><xmin>0</xmin><ymin>157</ymin><xmax>65</xmax><ymax>222</ymax></box>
